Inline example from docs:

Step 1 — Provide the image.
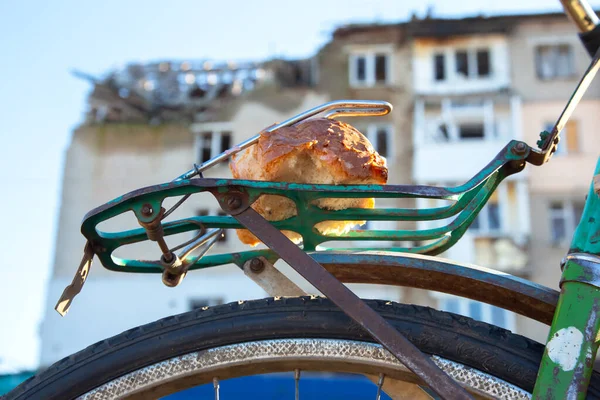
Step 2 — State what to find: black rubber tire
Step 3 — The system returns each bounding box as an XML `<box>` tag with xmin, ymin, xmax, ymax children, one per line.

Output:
<box><xmin>5</xmin><ymin>296</ymin><xmax>600</xmax><ymax>399</ymax></box>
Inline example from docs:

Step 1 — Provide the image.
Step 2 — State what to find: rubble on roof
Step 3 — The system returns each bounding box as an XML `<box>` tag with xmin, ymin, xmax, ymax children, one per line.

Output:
<box><xmin>77</xmin><ymin>58</ymin><xmax>315</xmax><ymax>125</ymax></box>
<box><xmin>331</xmin><ymin>11</ymin><xmax>579</xmax><ymax>39</ymax></box>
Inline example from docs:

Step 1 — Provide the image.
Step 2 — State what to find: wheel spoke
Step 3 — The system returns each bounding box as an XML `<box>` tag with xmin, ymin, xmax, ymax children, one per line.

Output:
<box><xmin>294</xmin><ymin>369</ymin><xmax>300</xmax><ymax>400</ymax></box>
<box><xmin>376</xmin><ymin>373</ymin><xmax>385</xmax><ymax>400</ymax></box>
<box><xmin>213</xmin><ymin>377</ymin><xmax>220</xmax><ymax>400</ymax></box>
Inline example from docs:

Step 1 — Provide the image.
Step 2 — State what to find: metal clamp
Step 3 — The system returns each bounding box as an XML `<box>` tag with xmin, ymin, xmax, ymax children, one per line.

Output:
<box><xmin>561</xmin><ymin>253</ymin><xmax>600</xmax><ymax>288</ymax></box>
<box><xmin>55</xmin><ymin>241</ymin><xmax>94</xmax><ymax>316</ymax></box>
<box><xmin>162</xmin><ymin>228</ymin><xmax>224</xmax><ymax>287</ymax></box>
<box><xmin>527</xmin><ymin>47</ymin><xmax>600</xmax><ymax>165</ymax></box>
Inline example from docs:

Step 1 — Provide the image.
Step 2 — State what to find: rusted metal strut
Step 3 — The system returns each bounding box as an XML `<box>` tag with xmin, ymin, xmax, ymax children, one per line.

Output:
<box><xmin>216</xmin><ymin>191</ymin><xmax>474</xmax><ymax>400</ymax></box>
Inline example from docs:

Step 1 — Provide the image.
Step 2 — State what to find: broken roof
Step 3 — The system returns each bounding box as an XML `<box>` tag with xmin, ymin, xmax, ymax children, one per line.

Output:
<box><xmin>77</xmin><ymin>58</ymin><xmax>315</xmax><ymax>125</ymax></box>
<box><xmin>332</xmin><ymin>10</ymin><xmax>597</xmax><ymax>39</ymax></box>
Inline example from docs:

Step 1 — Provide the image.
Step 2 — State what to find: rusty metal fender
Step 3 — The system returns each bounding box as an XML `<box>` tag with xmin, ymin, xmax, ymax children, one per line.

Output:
<box><xmin>311</xmin><ymin>251</ymin><xmax>559</xmax><ymax>325</ymax></box>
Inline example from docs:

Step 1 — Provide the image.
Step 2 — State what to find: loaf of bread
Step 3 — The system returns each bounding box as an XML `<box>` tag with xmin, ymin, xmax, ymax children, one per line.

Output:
<box><xmin>229</xmin><ymin>118</ymin><xmax>388</xmax><ymax>246</ymax></box>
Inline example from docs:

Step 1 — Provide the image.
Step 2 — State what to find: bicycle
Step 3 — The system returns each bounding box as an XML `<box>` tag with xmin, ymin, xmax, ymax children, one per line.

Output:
<box><xmin>7</xmin><ymin>1</ymin><xmax>600</xmax><ymax>399</ymax></box>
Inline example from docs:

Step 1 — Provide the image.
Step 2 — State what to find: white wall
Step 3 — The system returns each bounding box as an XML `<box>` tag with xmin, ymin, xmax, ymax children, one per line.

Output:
<box><xmin>413</xmin><ymin>139</ymin><xmax>510</xmax><ymax>183</ymax></box>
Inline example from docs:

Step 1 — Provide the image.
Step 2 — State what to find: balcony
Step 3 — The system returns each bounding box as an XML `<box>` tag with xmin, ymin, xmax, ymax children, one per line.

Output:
<box><xmin>413</xmin><ymin>96</ymin><xmax>522</xmax><ymax>183</ymax></box>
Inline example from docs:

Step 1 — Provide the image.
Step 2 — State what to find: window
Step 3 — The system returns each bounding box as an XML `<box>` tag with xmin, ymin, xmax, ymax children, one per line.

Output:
<box><xmin>536</xmin><ymin>44</ymin><xmax>575</xmax><ymax>79</ymax></box>
<box><xmin>455</xmin><ymin>51</ymin><xmax>468</xmax><ymax>78</ymax></box>
<box><xmin>349</xmin><ymin>51</ymin><xmax>392</xmax><ymax>87</ymax></box>
<box><xmin>549</xmin><ymin>201</ymin><xmax>584</xmax><ymax>244</ymax></box>
<box><xmin>356</xmin><ymin>56</ymin><xmax>366</xmax><ymax>83</ymax></box>
<box><xmin>200</xmin><ymin>132</ymin><xmax>212</xmax><ymax>163</ymax></box>
<box><xmin>458</xmin><ymin>123</ymin><xmax>485</xmax><ymax>139</ymax></box>
<box><xmin>471</xmin><ymin>199</ymin><xmax>501</xmax><ymax>234</ymax></box>
<box><xmin>375</xmin><ymin>127</ymin><xmax>390</xmax><ymax>157</ymax></box>
<box><xmin>476</xmin><ymin>49</ymin><xmax>490</xmax><ymax>77</ymax></box>
<box><xmin>197</xmin><ymin>130</ymin><xmax>233</xmax><ymax>164</ymax></box>
<box><xmin>438</xmin><ymin>296</ymin><xmax>515</xmax><ymax>331</ymax></box>
<box><xmin>434</xmin><ymin>53</ymin><xmax>445</xmax><ymax>81</ymax></box>
<box><xmin>374</xmin><ymin>54</ymin><xmax>387</xmax><ymax>83</ymax></box>
<box><xmin>367</xmin><ymin>124</ymin><xmax>393</xmax><ymax>160</ymax></box>
<box><xmin>220</xmin><ymin>131</ymin><xmax>232</xmax><ymax>153</ymax></box>
<box><xmin>434</xmin><ymin>48</ymin><xmax>491</xmax><ymax>83</ymax></box>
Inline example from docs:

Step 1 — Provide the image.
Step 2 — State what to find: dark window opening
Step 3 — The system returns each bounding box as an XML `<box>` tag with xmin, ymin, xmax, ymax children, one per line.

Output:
<box><xmin>458</xmin><ymin>123</ymin><xmax>484</xmax><ymax>139</ymax></box>
<box><xmin>189</xmin><ymin>85</ymin><xmax>206</xmax><ymax>99</ymax></box>
<box><xmin>488</xmin><ymin>203</ymin><xmax>500</xmax><ymax>231</ymax></box>
<box><xmin>356</xmin><ymin>56</ymin><xmax>366</xmax><ymax>82</ymax></box>
<box><xmin>200</xmin><ymin>132</ymin><xmax>212</xmax><ymax>163</ymax></box>
<box><xmin>376</xmin><ymin>128</ymin><xmax>389</xmax><ymax>157</ymax></box>
<box><xmin>455</xmin><ymin>51</ymin><xmax>469</xmax><ymax>78</ymax></box>
<box><xmin>476</xmin><ymin>50</ymin><xmax>490</xmax><ymax>77</ymax></box>
<box><xmin>375</xmin><ymin>54</ymin><xmax>387</xmax><ymax>83</ymax></box>
<box><xmin>220</xmin><ymin>132</ymin><xmax>232</xmax><ymax>153</ymax></box>
<box><xmin>217</xmin><ymin>84</ymin><xmax>231</xmax><ymax>98</ymax></box>
<box><xmin>439</xmin><ymin>124</ymin><xmax>449</xmax><ymax>140</ymax></box>
<box><xmin>434</xmin><ymin>53</ymin><xmax>445</xmax><ymax>81</ymax></box>
<box><xmin>471</xmin><ymin>215</ymin><xmax>480</xmax><ymax>231</ymax></box>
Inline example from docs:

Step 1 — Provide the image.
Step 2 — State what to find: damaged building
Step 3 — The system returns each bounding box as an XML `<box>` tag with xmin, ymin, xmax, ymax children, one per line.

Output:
<box><xmin>40</xmin><ymin>9</ymin><xmax>600</xmax><ymax>368</ymax></box>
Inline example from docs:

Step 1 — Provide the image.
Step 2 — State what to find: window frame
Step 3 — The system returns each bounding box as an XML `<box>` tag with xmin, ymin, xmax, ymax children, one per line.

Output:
<box><xmin>549</xmin><ymin>200</ymin><xmax>584</xmax><ymax>245</ymax></box>
<box><xmin>348</xmin><ymin>46</ymin><xmax>394</xmax><ymax>88</ymax></box>
<box><xmin>469</xmin><ymin>184</ymin><xmax>506</xmax><ymax>237</ymax></box>
<box><xmin>194</xmin><ymin>125</ymin><xmax>233</xmax><ymax>164</ymax></box>
<box><xmin>535</xmin><ymin>43</ymin><xmax>576</xmax><ymax>80</ymax></box>
<box><xmin>432</xmin><ymin>47</ymin><xmax>492</xmax><ymax>84</ymax></box>
<box><xmin>366</xmin><ymin>123</ymin><xmax>394</xmax><ymax>162</ymax></box>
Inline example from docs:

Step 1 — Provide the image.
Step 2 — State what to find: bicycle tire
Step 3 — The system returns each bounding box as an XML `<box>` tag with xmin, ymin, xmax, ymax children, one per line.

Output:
<box><xmin>6</xmin><ymin>296</ymin><xmax>600</xmax><ymax>399</ymax></box>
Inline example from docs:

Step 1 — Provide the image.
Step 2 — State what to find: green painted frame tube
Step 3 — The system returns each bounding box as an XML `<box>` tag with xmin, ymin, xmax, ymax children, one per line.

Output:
<box><xmin>532</xmin><ymin>157</ymin><xmax>600</xmax><ymax>399</ymax></box>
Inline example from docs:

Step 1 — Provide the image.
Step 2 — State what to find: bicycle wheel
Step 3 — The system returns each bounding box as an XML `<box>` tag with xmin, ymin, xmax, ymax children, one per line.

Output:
<box><xmin>6</xmin><ymin>296</ymin><xmax>600</xmax><ymax>399</ymax></box>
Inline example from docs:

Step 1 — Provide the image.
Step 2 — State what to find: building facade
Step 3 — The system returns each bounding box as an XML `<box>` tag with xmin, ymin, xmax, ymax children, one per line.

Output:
<box><xmin>40</xmin><ymin>11</ymin><xmax>600</xmax><ymax>367</ymax></box>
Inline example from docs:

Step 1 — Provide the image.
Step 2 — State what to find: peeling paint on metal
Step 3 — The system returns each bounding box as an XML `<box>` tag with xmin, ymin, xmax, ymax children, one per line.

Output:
<box><xmin>547</xmin><ymin>327</ymin><xmax>584</xmax><ymax>371</ymax></box>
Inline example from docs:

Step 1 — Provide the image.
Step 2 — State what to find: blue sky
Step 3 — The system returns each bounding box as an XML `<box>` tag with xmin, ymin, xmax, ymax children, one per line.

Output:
<box><xmin>0</xmin><ymin>0</ymin><xmax>598</xmax><ymax>373</ymax></box>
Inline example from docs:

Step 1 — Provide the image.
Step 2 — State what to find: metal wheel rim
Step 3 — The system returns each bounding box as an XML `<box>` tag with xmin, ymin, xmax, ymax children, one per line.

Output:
<box><xmin>79</xmin><ymin>338</ymin><xmax>531</xmax><ymax>400</ymax></box>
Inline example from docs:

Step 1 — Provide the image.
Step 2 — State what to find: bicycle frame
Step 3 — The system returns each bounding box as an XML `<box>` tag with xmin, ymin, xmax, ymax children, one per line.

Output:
<box><xmin>529</xmin><ymin>1</ymin><xmax>600</xmax><ymax>398</ymax></box>
<box><xmin>531</xmin><ymin>161</ymin><xmax>600</xmax><ymax>399</ymax></box>
<box><xmin>52</xmin><ymin>1</ymin><xmax>600</xmax><ymax>399</ymax></box>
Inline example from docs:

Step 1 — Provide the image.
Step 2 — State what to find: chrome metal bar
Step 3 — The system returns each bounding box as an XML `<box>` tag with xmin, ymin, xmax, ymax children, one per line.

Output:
<box><xmin>376</xmin><ymin>373</ymin><xmax>385</xmax><ymax>400</ymax></box>
<box><xmin>527</xmin><ymin>47</ymin><xmax>600</xmax><ymax>165</ymax></box>
<box><xmin>242</xmin><ymin>257</ymin><xmax>308</xmax><ymax>297</ymax></box>
<box><xmin>294</xmin><ymin>369</ymin><xmax>300</xmax><ymax>400</ymax></box>
<box><xmin>179</xmin><ymin>229</ymin><xmax>223</xmax><ymax>265</ymax></box>
<box><xmin>174</xmin><ymin>100</ymin><xmax>392</xmax><ymax>181</ymax></box>
<box><xmin>213</xmin><ymin>377</ymin><xmax>220</xmax><ymax>400</ymax></box>
<box><xmin>178</xmin><ymin>228</ymin><xmax>222</xmax><ymax>261</ymax></box>
<box><xmin>560</xmin><ymin>0</ymin><xmax>599</xmax><ymax>32</ymax></box>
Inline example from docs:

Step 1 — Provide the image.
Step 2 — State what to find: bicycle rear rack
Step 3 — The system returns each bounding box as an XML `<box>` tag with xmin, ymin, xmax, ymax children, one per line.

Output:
<box><xmin>70</xmin><ymin>101</ymin><xmax>528</xmax><ymax>275</ymax></box>
<box><xmin>56</xmin><ymin>100</ymin><xmax>533</xmax><ymax>400</ymax></box>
